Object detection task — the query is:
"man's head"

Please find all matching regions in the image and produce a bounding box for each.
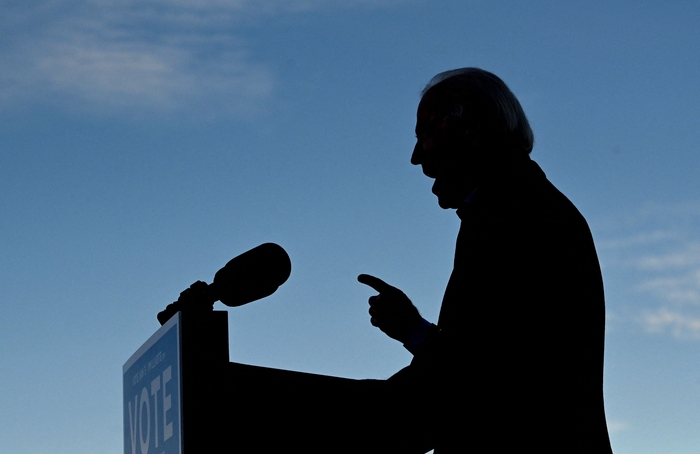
[411,68,534,209]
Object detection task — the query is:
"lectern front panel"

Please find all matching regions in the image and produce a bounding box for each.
[123,313,182,454]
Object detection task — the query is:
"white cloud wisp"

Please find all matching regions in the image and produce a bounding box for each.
[0,2,280,115]
[597,202,700,340]
[0,0,412,116]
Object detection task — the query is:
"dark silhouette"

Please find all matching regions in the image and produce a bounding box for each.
[144,70,614,454]
[358,68,614,453]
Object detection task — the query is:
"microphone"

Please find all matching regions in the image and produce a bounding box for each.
[157,243,292,324]
[212,242,292,307]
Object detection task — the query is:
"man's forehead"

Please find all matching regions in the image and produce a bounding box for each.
[415,96,449,133]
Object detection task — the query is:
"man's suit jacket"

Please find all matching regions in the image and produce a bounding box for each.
[213,159,613,454]
[391,159,614,453]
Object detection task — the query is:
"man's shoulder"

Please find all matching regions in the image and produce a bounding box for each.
[463,159,594,246]
[473,160,582,215]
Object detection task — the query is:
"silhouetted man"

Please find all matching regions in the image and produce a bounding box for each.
[359,68,614,453]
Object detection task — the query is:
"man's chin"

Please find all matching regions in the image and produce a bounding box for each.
[433,182,473,209]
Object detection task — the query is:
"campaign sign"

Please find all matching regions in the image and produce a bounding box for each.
[124,313,182,454]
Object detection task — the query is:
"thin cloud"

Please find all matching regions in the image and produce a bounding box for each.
[123,0,407,11]
[606,420,631,434]
[597,230,675,250]
[33,33,272,113]
[633,242,700,270]
[641,307,700,339]
[0,0,409,116]
[638,272,700,304]
[596,201,700,340]
[0,3,272,115]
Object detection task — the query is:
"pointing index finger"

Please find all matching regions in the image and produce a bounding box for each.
[357,274,391,293]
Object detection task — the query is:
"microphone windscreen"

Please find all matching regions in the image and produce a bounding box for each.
[212,243,292,307]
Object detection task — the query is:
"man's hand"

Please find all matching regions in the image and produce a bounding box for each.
[358,274,422,344]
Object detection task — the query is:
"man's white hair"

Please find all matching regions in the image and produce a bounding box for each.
[422,68,534,155]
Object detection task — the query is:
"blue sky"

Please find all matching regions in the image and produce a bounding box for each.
[1,1,700,452]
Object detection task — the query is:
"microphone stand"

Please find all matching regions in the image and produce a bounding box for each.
[157,280,218,325]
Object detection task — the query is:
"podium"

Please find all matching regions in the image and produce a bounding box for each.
[123,311,228,454]
[123,310,425,453]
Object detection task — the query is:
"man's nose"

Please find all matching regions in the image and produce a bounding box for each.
[411,142,423,165]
